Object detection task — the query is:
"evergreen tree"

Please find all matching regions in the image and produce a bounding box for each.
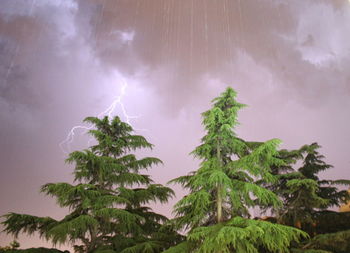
[2,116,180,253]
[269,143,350,233]
[299,143,349,210]
[165,87,306,253]
[262,144,350,252]
[294,229,350,253]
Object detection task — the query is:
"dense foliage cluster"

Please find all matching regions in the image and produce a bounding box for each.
[2,117,181,253]
[1,87,349,253]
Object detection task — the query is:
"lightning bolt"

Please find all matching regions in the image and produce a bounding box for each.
[59,75,140,154]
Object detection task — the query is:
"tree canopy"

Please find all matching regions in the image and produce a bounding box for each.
[166,87,307,253]
[2,116,180,253]
[2,87,349,253]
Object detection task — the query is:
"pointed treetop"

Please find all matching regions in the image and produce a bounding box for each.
[202,87,246,133]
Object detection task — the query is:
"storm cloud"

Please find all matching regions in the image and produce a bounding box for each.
[1,0,350,250]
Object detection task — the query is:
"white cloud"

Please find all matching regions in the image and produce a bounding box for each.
[110,30,135,45]
[295,1,350,66]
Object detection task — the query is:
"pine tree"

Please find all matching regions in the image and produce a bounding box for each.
[294,229,350,253]
[262,143,350,252]
[269,143,350,233]
[2,116,180,253]
[299,143,349,210]
[165,87,307,253]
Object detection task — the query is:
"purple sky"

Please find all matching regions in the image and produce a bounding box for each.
[1,0,350,250]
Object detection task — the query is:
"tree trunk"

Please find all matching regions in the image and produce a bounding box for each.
[216,136,223,253]
[216,139,223,224]
[217,185,223,223]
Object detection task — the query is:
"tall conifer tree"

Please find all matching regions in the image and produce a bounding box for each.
[2,116,180,253]
[165,87,306,253]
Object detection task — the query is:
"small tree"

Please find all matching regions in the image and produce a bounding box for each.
[270,143,350,233]
[2,116,180,252]
[165,87,306,253]
[9,240,20,250]
[262,143,350,253]
[0,240,20,252]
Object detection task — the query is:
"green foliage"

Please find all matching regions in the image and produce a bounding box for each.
[291,249,332,253]
[261,143,350,252]
[266,143,350,233]
[299,230,350,253]
[278,178,328,228]
[162,241,192,253]
[2,213,58,239]
[299,143,350,209]
[8,241,19,250]
[2,116,179,253]
[187,217,305,253]
[313,211,350,235]
[0,240,21,252]
[168,87,307,252]
[2,88,349,253]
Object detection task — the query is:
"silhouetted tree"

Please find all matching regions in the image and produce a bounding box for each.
[268,143,350,234]
[262,143,350,253]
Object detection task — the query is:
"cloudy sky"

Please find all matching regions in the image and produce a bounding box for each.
[1,0,350,250]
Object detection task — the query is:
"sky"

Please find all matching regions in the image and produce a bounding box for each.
[1,0,350,250]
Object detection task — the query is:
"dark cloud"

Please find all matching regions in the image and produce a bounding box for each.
[68,0,350,113]
[1,0,350,250]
